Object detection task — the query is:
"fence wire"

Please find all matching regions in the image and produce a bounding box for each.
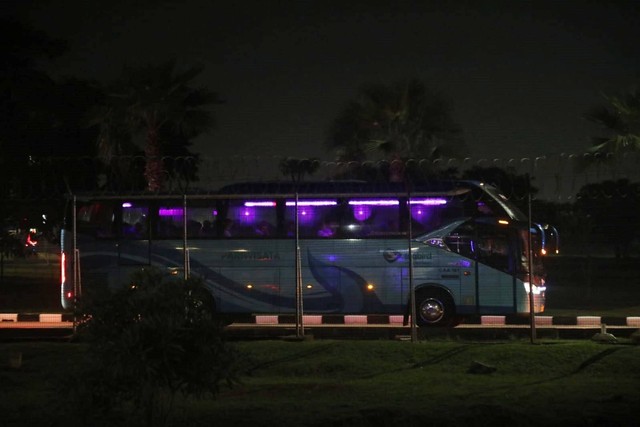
[2,152,640,201]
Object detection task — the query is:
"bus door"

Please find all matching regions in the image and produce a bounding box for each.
[442,222,476,313]
[444,220,519,314]
[474,221,519,314]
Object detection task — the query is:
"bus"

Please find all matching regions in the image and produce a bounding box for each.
[60,180,548,326]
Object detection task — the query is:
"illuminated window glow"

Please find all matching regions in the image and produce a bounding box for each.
[244,201,276,207]
[286,200,337,206]
[349,199,399,206]
[409,198,447,205]
[411,205,427,221]
[353,205,372,221]
[240,207,255,223]
[159,207,184,216]
[296,206,315,224]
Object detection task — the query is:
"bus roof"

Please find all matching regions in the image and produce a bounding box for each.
[216,180,480,197]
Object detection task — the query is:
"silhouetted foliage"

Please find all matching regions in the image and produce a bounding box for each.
[278,157,321,182]
[586,87,640,156]
[63,268,238,427]
[90,60,222,191]
[328,79,465,161]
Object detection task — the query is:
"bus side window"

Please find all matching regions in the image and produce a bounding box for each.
[284,199,339,238]
[78,202,116,239]
[121,203,149,239]
[476,225,512,273]
[444,223,475,258]
[156,206,183,239]
[227,200,276,238]
[188,207,217,238]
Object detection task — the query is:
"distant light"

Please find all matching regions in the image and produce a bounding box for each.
[306,284,313,289]
[122,202,132,208]
[366,283,375,291]
[498,219,509,225]
[246,284,253,289]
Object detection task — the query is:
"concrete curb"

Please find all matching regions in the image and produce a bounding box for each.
[0,313,75,323]
[250,314,640,327]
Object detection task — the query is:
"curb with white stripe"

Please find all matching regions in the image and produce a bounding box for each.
[2,313,639,327]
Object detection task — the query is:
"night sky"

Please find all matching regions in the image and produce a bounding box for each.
[7,0,640,163]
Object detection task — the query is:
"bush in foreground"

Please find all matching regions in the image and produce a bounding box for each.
[61,268,237,426]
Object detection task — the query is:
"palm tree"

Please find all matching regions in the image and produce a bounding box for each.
[327,79,466,181]
[93,60,221,191]
[278,157,321,183]
[586,88,640,157]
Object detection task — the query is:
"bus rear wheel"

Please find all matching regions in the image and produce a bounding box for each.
[187,289,216,321]
[415,290,455,327]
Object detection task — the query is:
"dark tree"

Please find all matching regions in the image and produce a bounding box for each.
[91,61,222,192]
[585,87,640,157]
[327,79,465,182]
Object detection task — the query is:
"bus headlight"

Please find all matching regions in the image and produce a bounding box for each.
[523,282,546,295]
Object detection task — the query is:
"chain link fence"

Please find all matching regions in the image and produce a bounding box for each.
[4,152,640,197]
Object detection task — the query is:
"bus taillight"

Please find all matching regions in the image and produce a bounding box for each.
[60,252,66,285]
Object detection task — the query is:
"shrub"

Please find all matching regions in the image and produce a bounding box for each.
[63,267,237,426]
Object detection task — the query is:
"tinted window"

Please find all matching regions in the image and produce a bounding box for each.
[122,203,149,239]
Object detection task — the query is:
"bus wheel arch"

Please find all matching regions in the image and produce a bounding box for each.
[188,288,217,319]
[413,285,456,327]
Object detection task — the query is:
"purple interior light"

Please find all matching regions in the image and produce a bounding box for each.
[159,207,183,217]
[122,202,132,208]
[239,207,255,223]
[353,205,371,221]
[285,205,315,224]
[286,200,337,206]
[410,198,447,206]
[297,206,315,224]
[411,205,429,221]
[349,199,399,206]
[244,201,276,207]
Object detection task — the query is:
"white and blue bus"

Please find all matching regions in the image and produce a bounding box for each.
[60,180,548,326]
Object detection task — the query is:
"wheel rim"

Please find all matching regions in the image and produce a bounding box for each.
[419,298,445,323]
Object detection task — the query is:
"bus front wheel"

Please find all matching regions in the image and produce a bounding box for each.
[415,289,455,327]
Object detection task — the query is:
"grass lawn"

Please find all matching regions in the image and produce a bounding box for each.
[1,339,639,426]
